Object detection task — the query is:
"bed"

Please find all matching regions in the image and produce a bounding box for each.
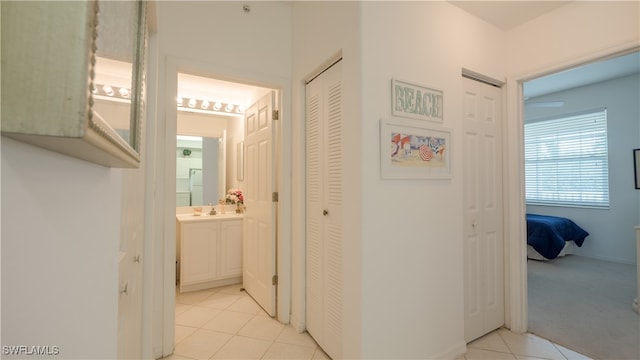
[526,213,589,260]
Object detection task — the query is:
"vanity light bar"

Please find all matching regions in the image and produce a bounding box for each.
[94,83,247,116]
[92,83,131,104]
[176,96,246,115]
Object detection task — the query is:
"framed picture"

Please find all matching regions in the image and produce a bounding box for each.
[380,117,452,179]
[634,149,640,189]
[391,79,443,123]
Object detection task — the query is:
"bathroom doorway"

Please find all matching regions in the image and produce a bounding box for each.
[164,63,282,347]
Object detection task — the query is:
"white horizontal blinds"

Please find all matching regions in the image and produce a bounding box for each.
[525,108,609,207]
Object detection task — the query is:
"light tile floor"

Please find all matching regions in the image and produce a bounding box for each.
[164,284,592,360]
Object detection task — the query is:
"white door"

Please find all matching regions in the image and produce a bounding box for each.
[462,76,504,342]
[117,168,145,358]
[243,91,277,316]
[306,60,343,359]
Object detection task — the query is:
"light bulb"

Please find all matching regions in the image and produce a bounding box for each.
[188,98,197,108]
[177,97,183,106]
[225,103,234,112]
[119,87,130,98]
[103,85,114,96]
[201,100,210,109]
[213,102,222,111]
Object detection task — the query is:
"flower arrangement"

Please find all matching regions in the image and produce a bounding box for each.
[225,189,244,204]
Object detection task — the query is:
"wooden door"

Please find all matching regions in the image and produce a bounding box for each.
[306,60,343,359]
[463,76,504,342]
[243,91,277,316]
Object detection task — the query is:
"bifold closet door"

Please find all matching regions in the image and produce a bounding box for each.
[306,60,343,359]
[462,76,504,342]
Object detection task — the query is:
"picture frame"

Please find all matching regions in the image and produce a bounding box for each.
[391,79,443,123]
[634,149,640,189]
[380,117,452,179]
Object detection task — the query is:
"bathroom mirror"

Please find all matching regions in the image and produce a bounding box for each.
[93,0,145,152]
[176,135,226,206]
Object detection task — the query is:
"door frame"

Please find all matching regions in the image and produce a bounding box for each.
[154,56,292,357]
[504,42,640,334]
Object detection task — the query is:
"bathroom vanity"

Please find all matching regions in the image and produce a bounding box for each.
[176,213,243,293]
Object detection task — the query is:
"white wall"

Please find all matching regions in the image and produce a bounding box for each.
[359,2,505,358]
[505,2,639,78]
[1,138,121,359]
[525,74,640,264]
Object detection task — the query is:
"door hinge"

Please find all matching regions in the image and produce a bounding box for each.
[272,109,279,120]
[272,192,278,202]
[272,275,278,285]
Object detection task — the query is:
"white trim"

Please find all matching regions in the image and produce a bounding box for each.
[461,68,505,87]
[505,41,640,335]
[141,24,161,360]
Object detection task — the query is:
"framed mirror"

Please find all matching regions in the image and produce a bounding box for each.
[1,0,147,168]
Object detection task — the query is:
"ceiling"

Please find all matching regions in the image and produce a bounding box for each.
[178,1,638,108]
[525,51,640,99]
[449,1,571,31]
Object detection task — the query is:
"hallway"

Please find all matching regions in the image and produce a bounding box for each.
[166,284,328,359]
[164,285,593,360]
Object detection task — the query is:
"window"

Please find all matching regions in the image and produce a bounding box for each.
[525,108,609,208]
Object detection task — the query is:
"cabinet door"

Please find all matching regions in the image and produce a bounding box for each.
[181,221,219,285]
[220,220,243,278]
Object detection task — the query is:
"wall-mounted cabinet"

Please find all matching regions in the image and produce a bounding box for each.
[1,0,147,168]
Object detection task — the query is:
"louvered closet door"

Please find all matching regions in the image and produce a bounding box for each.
[306,60,343,359]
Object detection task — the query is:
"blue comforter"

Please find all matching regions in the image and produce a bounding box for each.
[526,214,589,259]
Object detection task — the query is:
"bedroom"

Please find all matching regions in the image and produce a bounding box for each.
[523,51,639,360]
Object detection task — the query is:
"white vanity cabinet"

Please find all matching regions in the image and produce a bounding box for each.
[177,214,243,293]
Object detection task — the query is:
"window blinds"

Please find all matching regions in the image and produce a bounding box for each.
[525,108,609,207]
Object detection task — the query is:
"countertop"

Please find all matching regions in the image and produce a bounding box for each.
[176,212,244,223]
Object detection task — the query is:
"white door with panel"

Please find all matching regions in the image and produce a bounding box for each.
[306,60,343,359]
[462,76,504,342]
[243,91,277,316]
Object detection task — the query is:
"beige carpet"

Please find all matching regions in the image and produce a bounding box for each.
[528,255,639,360]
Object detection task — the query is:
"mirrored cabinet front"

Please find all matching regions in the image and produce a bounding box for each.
[1,0,147,168]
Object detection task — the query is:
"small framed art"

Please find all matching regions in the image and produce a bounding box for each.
[380,117,451,179]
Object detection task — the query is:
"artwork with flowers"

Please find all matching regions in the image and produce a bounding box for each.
[380,117,452,179]
[225,189,244,204]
